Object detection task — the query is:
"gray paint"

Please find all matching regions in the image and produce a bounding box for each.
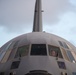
[0,32,76,75]
[33,0,43,32]
[0,0,76,75]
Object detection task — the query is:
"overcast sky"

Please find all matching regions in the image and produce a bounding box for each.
[0,0,76,47]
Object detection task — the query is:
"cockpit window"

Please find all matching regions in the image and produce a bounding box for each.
[57,61,66,69]
[15,45,29,58]
[72,72,76,75]
[30,44,47,55]
[66,50,75,63]
[11,61,20,69]
[71,52,76,62]
[61,48,70,61]
[58,41,69,49]
[48,45,63,58]
[0,41,14,63]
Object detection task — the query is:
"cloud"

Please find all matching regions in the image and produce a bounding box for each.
[0,0,76,32]
[0,0,35,32]
[43,0,76,24]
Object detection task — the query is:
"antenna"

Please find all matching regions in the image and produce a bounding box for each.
[33,0,43,32]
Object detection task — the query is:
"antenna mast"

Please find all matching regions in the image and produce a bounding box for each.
[33,0,43,32]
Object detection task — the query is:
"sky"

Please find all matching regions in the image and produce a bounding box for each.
[0,0,76,47]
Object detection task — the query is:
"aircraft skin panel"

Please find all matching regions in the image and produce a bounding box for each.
[0,55,76,75]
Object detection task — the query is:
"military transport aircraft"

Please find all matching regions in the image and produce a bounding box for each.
[0,0,76,75]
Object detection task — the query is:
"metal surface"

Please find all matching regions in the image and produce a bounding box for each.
[0,0,76,75]
[33,0,43,32]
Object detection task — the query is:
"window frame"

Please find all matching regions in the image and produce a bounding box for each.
[57,61,66,69]
[72,72,76,75]
[11,61,20,69]
[48,45,63,58]
[30,44,47,56]
[66,50,75,63]
[61,48,70,61]
[58,41,69,49]
[0,41,14,63]
[15,45,29,58]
